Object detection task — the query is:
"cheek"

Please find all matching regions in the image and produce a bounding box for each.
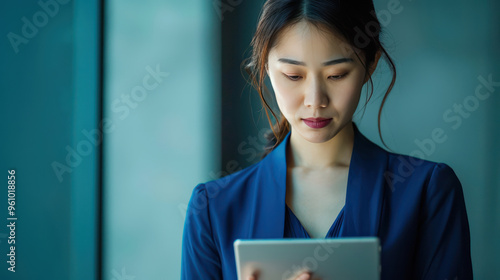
[273,80,302,117]
[333,79,363,114]
[275,90,300,117]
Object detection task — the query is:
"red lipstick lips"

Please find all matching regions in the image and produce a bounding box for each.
[302,118,332,129]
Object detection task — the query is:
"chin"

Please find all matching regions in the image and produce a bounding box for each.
[297,126,338,144]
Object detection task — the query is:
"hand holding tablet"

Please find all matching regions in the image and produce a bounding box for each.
[248,270,313,280]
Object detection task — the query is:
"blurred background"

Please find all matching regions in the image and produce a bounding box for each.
[0,0,498,279]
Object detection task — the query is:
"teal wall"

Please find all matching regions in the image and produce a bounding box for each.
[103,1,220,279]
[0,1,100,279]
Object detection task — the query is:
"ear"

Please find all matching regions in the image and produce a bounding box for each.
[363,50,382,84]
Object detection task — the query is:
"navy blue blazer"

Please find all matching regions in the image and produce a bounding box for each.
[181,123,473,279]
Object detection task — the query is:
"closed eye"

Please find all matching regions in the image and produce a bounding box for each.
[329,73,348,80]
[283,73,348,81]
[283,74,301,81]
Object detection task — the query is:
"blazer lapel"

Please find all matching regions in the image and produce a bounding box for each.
[342,123,388,237]
[248,128,288,238]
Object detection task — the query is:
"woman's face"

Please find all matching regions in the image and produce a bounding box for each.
[267,21,373,143]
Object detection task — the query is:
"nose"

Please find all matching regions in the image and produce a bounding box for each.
[303,76,329,109]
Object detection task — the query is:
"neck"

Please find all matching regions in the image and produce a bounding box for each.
[287,121,354,169]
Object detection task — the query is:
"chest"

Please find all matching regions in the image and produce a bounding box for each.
[285,167,349,238]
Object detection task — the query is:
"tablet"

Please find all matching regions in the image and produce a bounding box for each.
[233,237,381,280]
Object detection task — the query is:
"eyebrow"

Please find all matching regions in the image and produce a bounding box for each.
[277,57,354,66]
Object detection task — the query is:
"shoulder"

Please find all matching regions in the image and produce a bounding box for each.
[190,158,265,206]
[382,148,462,194]
[355,124,460,185]
[354,128,451,187]
[185,159,268,240]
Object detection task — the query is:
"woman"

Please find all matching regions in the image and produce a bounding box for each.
[181,0,473,279]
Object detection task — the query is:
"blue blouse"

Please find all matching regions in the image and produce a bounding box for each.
[284,204,345,238]
[181,122,473,279]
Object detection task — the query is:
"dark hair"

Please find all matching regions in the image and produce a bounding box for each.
[241,0,397,159]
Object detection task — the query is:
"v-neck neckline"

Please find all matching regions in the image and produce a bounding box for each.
[285,203,345,238]
[283,123,352,239]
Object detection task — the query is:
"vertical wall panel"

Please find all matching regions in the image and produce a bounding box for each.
[103,1,220,279]
[0,1,101,279]
[71,0,101,279]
